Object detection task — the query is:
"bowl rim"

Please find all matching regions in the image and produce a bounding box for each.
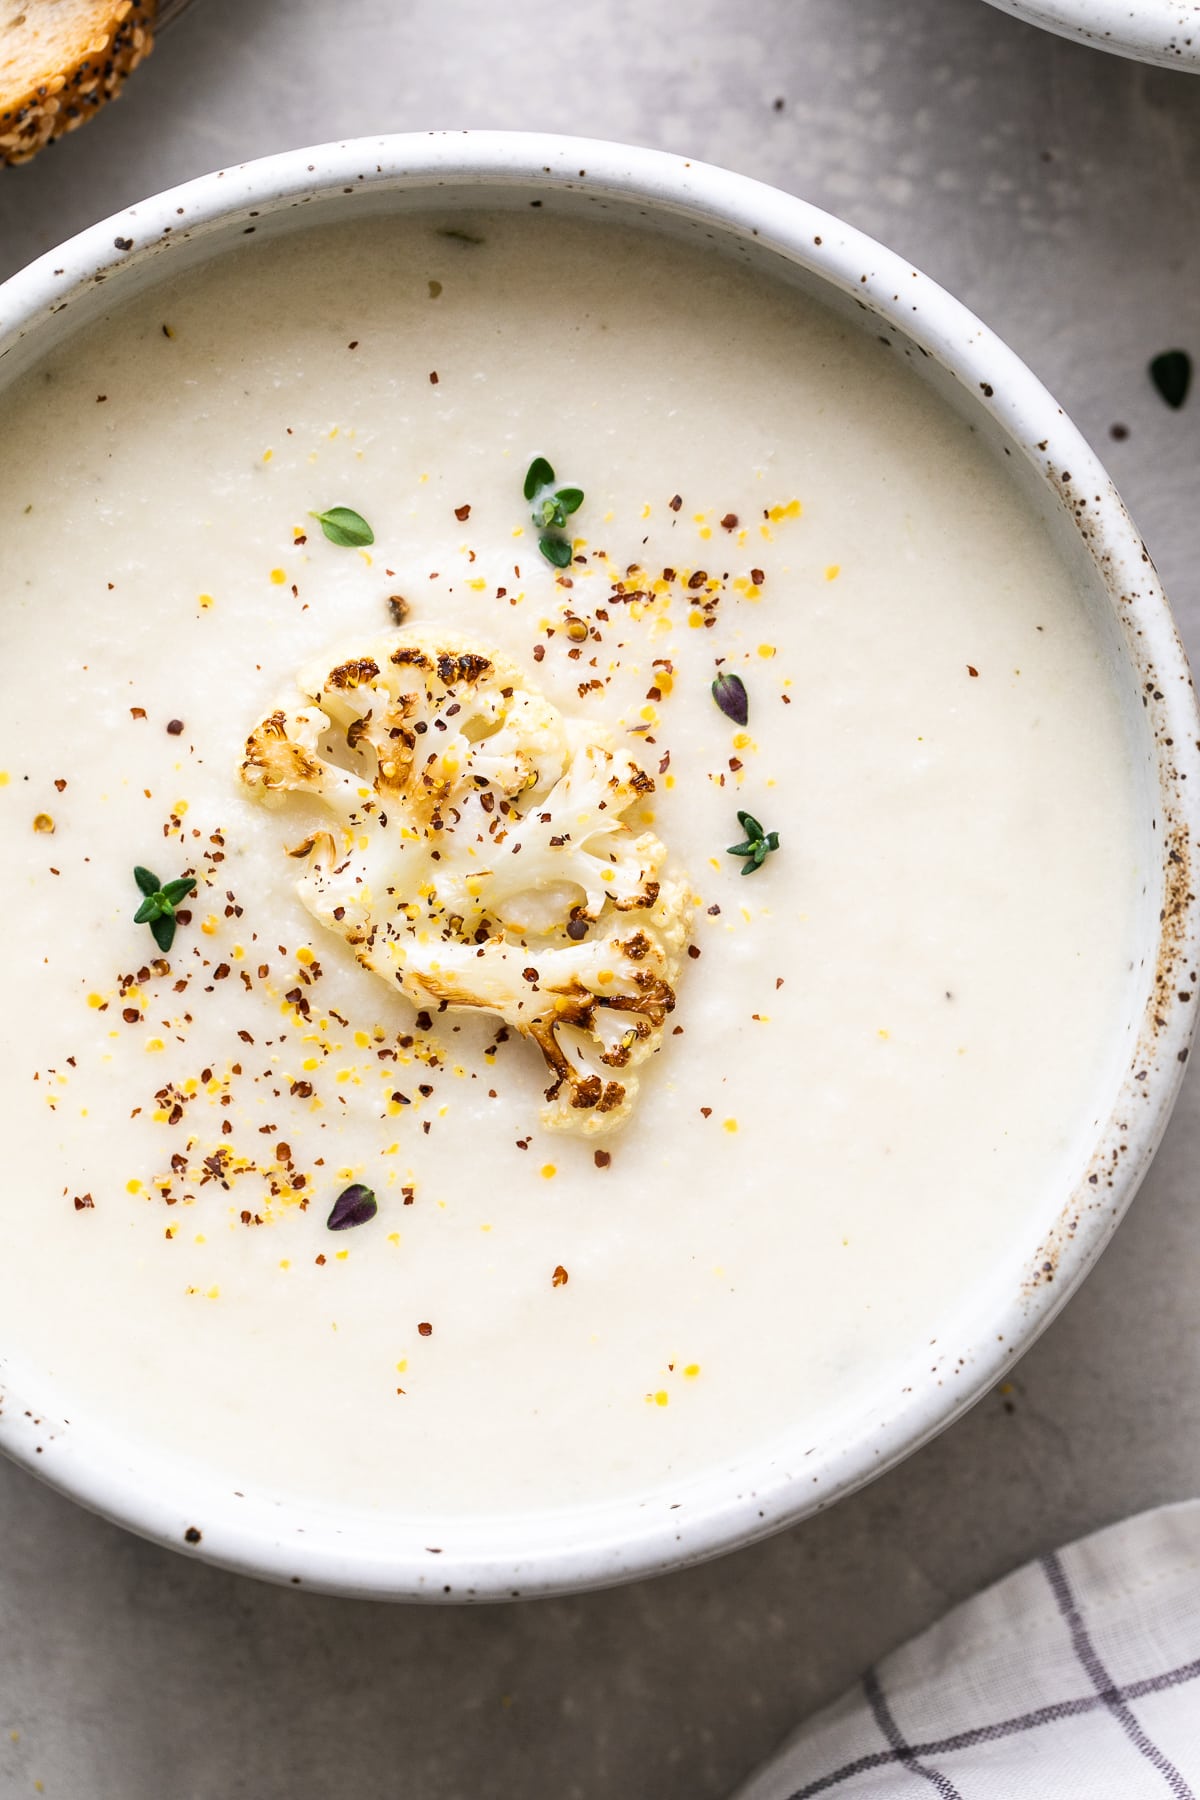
[981,0,1200,70]
[1,129,1197,1601]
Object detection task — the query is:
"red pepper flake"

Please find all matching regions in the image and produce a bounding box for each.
[668,495,683,513]
[707,903,721,916]
[700,1106,712,1118]
[122,1006,140,1023]
[418,1321,433,1337]
[53,778,67,792]
[275,1143,291,1162]
[454,504,471,522]
[348,340,359,350]
[687,945,701,960]
[402,1185,415,1205]
[552,1264,569,1287]
[687,570,708,590]
[967,665,979,678]
[720,513,738,531]
[532,643,545,662]
[129,707,146,720]
[750,567,765,585]
[73,1193,95,1210]
[315,1253,326,1265]
[594,1149,611,1169]
[776,977,785,989]
[429,371,439,385]
[166,719,184,736]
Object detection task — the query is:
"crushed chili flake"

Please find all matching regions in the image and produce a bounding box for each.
[418,1321,433,1336]
[73,1193,95,1210]
[454,504,471,522]
[594,1149,611,1169]
[552,1264,569,1287]
[166,719,184,736]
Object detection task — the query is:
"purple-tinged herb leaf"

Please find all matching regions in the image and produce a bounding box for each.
[711,669,749,726]
[327,1182,378,1231]
[1150,349,1192,411]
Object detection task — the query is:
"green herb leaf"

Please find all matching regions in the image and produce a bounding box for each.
[149,913,177,953]
[133,867,195,951]
[554,487,585,516]
[712,670,749,727]
[536,496,566,529]
[1150,349,1192,411]
[309,506,375,548]
[539,535,573,569]
[726,809,780,874]
[524,457,556,500]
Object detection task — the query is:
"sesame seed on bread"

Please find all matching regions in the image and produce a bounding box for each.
[0,0,157,166]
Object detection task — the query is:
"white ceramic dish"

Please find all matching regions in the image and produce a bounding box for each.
[0,132,1196,1601]
[983,0,1200,69]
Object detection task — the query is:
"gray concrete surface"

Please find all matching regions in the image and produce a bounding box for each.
[1,2,1199,1796]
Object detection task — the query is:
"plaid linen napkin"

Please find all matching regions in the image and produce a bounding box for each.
[732,1501,1200,1799]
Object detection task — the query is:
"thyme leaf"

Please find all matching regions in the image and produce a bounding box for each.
[1150,349,1192,411]
[309,506,375,548]
[524,456,556,500]
[725,810,780,875]
[711,670,749,726]
[327,1182,379,1230]
[539,534,573,569]
[524,458,583,565]
[131,868,196,952]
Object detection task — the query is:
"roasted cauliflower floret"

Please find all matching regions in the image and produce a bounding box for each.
[239,629,691,1135]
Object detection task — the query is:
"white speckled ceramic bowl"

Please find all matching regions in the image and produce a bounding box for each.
[0,133,1197,1601]
[983,0,1200,68]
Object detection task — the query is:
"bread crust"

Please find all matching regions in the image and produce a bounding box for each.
[0,1,158,166]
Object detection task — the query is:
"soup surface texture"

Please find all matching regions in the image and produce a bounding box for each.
[0,213,1141,1520]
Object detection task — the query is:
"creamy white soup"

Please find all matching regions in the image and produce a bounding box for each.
[0,212,1141,1519]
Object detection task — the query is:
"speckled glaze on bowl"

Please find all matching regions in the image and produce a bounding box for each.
[984,0,1200,68]
[0,132,1197,1602]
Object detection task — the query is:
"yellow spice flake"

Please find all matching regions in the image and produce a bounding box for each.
[723,1118,738,1133]
[655,1390,669,1407]
[32,812,54,833]
[198,593,214,609]
[541,1164,557,1180]
[825,563,841,581]
[684,1363,701,1378]
[269,569,286,585]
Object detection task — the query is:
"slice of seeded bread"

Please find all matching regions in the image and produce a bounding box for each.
[0,0,157,166]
